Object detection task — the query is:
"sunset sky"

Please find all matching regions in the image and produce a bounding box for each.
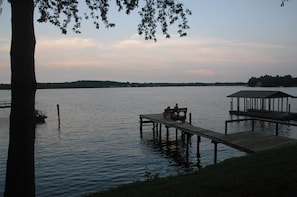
[0,0,296,83]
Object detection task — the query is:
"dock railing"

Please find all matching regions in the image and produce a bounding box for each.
[225,118,297,136]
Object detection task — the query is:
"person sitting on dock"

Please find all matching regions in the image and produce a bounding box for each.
[163,106,173,119]
[163,104,187,123]
[174,103,178,112]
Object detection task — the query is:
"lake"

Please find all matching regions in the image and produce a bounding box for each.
[1,86,297,196]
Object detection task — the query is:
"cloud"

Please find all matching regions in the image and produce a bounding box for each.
[34,35,287,69]
[37,37,97,49]
[2,34,295,83]
[185,69,216,76]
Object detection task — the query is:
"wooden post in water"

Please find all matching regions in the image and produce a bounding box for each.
[197,136,201,158]
[159,123,162,142]
[186,134,190,163]
[212,140,218,164]
[189,113,192,125]
[166,126,169,142]
[276,123,279,136]
[225,121,228,135]
[196,135,202,168]
[159,123,162,137]
[139,116,143,137]
[57,104,61,129]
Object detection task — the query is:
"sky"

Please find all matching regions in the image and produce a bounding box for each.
[0,0,297,83]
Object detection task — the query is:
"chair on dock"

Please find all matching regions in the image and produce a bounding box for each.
[163,104,187,123]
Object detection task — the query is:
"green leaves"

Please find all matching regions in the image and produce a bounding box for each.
[36,0,81,34]
[0,0,2,14]
[281,0,289,7]
[138,0,191,41]
[34,0,191,40]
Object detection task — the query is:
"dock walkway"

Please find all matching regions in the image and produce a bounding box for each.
[140,113,297,163]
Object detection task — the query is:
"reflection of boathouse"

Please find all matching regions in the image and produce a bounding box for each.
[227,90,297,121]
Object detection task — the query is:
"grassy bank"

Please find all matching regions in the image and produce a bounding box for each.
[85,143,297,196]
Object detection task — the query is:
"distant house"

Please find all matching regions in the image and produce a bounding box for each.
[227,90,297,120]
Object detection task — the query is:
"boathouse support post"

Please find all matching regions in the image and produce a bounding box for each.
[166,126,169,142]
[286,97,289,112]
[154,123,157,137]
[159,124,162,142]
[159,123,162,136]
[281,98,284,112]
[189,113,192,125]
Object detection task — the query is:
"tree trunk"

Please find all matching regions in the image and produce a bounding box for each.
[5,0,36,196]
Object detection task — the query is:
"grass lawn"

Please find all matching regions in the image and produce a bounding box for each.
[85,143,297,196]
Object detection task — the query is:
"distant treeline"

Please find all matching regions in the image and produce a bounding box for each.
[248,75,297,87]
[0,80,246,90]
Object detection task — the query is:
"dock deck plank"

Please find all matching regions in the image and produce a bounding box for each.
[140,113,297,153]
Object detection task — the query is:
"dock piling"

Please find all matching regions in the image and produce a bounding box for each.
[196,136,201,158]
[212,140,218,164]
[140,116,143,138]
[166,126,169,142]
[57,104,61,129]
[186,134,191,163]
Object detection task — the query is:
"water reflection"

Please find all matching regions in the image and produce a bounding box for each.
[142,125,202,171]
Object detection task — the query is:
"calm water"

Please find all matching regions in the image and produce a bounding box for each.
[1,86,297,196]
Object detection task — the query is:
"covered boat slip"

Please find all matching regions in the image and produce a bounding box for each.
[227,90,297,120]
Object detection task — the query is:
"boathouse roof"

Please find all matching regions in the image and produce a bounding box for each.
[227,90,294,99]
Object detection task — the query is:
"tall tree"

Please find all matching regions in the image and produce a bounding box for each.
[1,0,191,196]
[5,0,36,196]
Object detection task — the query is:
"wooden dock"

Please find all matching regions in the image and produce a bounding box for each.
[140,113,297,163]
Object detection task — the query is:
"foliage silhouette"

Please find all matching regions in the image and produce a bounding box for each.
[1,0,191,196]
[248,75,297,87]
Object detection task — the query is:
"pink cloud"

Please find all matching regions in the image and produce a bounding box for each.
[185,69,216,76]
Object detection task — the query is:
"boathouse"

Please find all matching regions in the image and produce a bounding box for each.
[227,90,297,120]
